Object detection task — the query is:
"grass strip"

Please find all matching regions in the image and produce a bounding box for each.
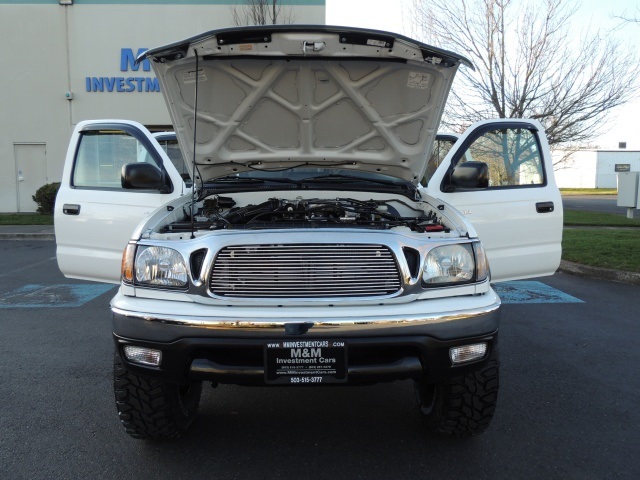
[0,214,53,225]
[562,229,640,272]
[560,188,617,195]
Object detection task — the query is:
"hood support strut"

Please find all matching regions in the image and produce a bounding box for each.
[190,49,200,240]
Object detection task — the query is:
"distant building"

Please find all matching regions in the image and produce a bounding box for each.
[0,0,326,212]
[553,149,640,189]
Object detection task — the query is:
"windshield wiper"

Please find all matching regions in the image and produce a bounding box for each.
[208,175,301,185]
[203,174,412,192]
[301,174,407,188]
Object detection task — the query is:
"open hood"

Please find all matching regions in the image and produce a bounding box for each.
[142,25,472,185]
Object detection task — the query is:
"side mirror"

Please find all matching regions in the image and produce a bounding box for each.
[121,163,167,191]
[450,161,489,190]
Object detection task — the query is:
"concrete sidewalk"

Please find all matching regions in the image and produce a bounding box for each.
[0,225,55,241]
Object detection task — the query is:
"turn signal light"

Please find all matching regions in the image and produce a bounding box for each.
[121,244,136,284]
[450,343,487,364]
[123,345,162,367]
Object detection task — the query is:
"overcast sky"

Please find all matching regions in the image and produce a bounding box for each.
[326,0,640,149]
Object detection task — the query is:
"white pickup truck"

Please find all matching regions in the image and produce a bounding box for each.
[55,25,562,439]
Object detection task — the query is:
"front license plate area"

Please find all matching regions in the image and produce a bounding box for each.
[265,340,347,385]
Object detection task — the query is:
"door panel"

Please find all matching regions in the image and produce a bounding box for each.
[55,121,185,284]
[427,119,563,282]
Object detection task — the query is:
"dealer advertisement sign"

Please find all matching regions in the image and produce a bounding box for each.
[265,340,347,384]
[85,48,160,93]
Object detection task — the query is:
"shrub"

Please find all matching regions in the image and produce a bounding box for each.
[32,182,61,215]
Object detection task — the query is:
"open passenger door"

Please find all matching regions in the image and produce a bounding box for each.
[426,119,563,283]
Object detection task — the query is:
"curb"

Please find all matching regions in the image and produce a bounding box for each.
[0,233,55,241]
[559,260,640,286]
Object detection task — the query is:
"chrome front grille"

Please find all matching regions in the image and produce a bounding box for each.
[210,244,402,298]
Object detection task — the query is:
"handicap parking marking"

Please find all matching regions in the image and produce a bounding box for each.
[494,281,583,304]
[0,284,115,309]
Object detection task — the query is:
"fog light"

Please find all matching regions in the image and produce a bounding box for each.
[450,343,487,364]
[124,346,162,366]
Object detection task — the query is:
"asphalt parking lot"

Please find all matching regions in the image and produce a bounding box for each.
[1,240,639,480]
[562,195,628,216]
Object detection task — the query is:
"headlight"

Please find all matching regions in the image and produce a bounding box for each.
[422,242,489,286]
[134,246,188,288]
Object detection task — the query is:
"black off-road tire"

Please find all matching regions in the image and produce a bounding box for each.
[415,347,499,437]
[114,351,202,440]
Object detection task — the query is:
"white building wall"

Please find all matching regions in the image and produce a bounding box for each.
[595,151,640,188]
[0,3,70,212]
[553,150,598,188]
[553,149,640,189]
[0,0,326,212]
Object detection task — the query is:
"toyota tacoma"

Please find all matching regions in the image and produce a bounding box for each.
[55,25,562,439]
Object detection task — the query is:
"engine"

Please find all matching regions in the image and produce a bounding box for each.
[161,196,448,234]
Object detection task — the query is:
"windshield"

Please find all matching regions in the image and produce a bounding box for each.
[155,136,192,187]
[422,136,457,186]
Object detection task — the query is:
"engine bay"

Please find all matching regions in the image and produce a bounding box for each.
[160,196,449,234]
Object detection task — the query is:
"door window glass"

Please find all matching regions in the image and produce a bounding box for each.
[73,130,159,188]
[458,128,544,187]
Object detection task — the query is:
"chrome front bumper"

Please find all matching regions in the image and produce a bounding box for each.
[112,290,501,385]
[111,289,501,342]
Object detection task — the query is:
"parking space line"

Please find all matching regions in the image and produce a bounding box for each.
[0,256,57,278]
